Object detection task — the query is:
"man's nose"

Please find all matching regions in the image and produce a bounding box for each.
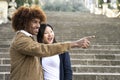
[37,23,40,28]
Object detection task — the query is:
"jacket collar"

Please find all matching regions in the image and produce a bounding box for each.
[17,30,33,37]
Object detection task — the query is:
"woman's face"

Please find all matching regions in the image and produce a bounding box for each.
[42,26,55,44]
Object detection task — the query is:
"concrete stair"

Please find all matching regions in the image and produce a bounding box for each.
[0,12,120,80]
[70,44,120,80]
[46,12,120,80]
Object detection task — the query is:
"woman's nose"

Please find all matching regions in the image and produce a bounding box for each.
[48,33,52,36]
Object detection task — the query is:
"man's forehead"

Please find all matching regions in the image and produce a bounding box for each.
[32,18,40,21]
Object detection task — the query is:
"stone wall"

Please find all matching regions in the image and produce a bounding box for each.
[0,1,8,24]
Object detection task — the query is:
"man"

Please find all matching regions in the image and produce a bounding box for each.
[9,5,94,80]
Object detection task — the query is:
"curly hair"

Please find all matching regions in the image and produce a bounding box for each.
[12,5,46,32]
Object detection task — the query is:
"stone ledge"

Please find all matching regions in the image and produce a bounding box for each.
[0,65,10,72]
[73,72,120,75]
[0,72,10,80]
[71,59,120,65]
[73,73,120,80]
[72,65,120,73]
[0,72,10,74]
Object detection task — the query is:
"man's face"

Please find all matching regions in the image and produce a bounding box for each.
[25,18,40,35]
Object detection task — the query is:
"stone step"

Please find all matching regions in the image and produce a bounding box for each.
[90,45,120,50]
[72,65,120,73]
[0,65,10,72]
[0,40,120,48]
[0,45,10,48]
[0,39,12,41]
[70,54,120,60]
[0,48,9,52]
[70,52,120,55]
[0,58,10,64]
[71,59,120,66]
[2,65,120,73]
[57,38,120,45]
[0,53,10,58]
[0,48,120,58]
[1,57,120,66]
[0,36,13,39]
[0,44,120,51]
[2,57,120,66]
[72,73,120,80]
[0,49,120,58]
[46,12,117,22]
[2,58,120,66]
[1,37,118,46]
[0,72,10,80]
[0,72,120,80]
[1,65,120,76]
[0,43,119,49]
[70,49,120,54]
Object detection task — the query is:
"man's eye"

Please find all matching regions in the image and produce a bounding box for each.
[33,21,36,23]
[32,20,37,23]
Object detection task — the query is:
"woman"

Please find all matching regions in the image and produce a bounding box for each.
[37,24,72,80]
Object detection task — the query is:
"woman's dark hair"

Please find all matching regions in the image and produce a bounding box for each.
[37,24,57,43]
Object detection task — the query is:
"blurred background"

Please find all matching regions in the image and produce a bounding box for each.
[0,0,120,80]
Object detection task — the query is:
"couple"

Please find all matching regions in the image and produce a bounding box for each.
[9,5,95,80]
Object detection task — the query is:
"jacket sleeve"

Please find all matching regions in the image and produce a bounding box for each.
[13,34,71,57]
[62,52,73,80]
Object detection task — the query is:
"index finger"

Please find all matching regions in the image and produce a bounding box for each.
[85,35,95,40]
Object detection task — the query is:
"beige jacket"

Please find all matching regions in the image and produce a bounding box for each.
[9,32,71,80]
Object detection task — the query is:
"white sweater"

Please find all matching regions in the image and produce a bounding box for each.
[42,55,60,80]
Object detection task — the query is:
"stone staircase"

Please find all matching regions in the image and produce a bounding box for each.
[70,46,120,80]
[46,12,120,80]
[0,22,12,80]
[0,12,120,80]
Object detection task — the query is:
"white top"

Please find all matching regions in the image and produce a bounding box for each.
[42,55,60,80]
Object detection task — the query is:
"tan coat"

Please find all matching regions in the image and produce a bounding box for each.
[9,32,71,80]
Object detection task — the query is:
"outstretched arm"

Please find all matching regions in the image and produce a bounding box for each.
[70,35,95,48]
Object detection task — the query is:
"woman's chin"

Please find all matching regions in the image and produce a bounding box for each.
[48,41,53,44]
